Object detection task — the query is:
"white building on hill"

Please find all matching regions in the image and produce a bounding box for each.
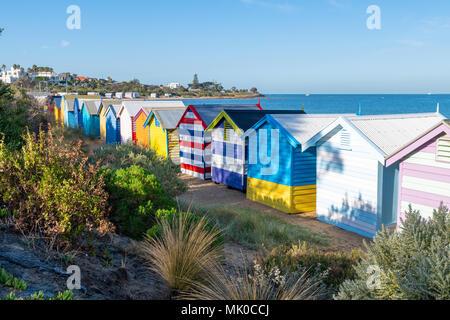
[0,66,23,84]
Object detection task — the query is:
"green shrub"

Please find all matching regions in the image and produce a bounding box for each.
[92,143,187,197]
[0,267,27,291]
[0,129,113,248]
[103,165,176,240]
[335,204,450,300]
[4,290,73,300]
[260,242,361,292]
[0,84,46,150]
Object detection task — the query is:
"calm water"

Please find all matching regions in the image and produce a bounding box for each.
[183,94,450,118]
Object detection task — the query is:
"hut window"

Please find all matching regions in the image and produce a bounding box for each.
[340,129,351,150]
[224,121,231,141]
[437,138,450,162]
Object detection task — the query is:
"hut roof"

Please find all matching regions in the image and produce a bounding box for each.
[345,113,445,156]
[181,104,262,128]
[81,100,102,115]
[144,108,186,129]
[120,100,185,118]
[207,109,306,134]
[244,113,353,149]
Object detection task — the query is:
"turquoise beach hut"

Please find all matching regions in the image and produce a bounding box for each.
[305,112,445,238]
[81,100,102,137]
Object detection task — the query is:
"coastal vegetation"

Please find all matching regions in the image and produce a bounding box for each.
[5,65,261,99]
[335,205,450,300]
[176,202,330,249]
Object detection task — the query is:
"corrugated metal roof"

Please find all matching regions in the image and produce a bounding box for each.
[224,109,306,132]
[106,104,121,118]
[82,100,102,115]
[121,100,185,117]
[154,108,186,129]
[271,114,354,145]
[192,104,261,126]
[66,98,75,111]
[346,113,446,156]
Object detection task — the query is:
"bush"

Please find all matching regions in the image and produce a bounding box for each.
[140,211,224,295]
[260,242,361,292]
[0,128,112,248]
[335,205,450,300]
[0,84,46,150]
[183,261,327,300]
[92,143,187,198]
[103,165,176,240]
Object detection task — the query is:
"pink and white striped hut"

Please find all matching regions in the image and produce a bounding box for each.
[386,119,450,226]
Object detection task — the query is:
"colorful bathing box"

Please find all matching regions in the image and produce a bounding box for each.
[118,101,185,144]
[206,109,306,191]
[306,112,445,238]
[385,119,450,227]
[243,114,351,214]
[176,104,262,180]
[143,108,186,164]
[105,104,122,144]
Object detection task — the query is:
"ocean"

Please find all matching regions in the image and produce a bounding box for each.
[183,94,450,118]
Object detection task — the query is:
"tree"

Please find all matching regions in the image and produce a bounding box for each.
[0,28,3,36]
[189,73,200,89]
[250,87,258,94]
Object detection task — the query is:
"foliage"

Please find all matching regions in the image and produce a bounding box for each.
[260,241,361,292]
[335,205,450,300]
[178,202,330,249]
[146,208,224,248]
[0,128,113,249]
[92,143,187,198]
[0,83,46,150]
[0,268,27,291]
[103,165,175,240]
[183,261,327,300]
[4,290,73,300]
[140,211,224,295]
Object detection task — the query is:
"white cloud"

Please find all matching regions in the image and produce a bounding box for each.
[61,40,70,48]
[240,0,295,12]
[398,40,425,47]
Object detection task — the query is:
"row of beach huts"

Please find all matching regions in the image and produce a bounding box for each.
[46,94,450,238]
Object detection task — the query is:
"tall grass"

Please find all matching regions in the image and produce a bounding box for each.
[140,211,224,294]
[182,262,327,300]
[177,201,331,249]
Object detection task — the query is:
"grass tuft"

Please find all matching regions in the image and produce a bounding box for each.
[140,210,224,295]
[182,261,327,300]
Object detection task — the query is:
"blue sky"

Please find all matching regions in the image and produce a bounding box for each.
[1,0,450,93]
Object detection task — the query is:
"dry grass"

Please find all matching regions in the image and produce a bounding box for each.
[182,261,327,300]
[140,211,224,294]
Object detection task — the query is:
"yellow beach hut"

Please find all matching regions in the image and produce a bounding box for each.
[143,108,186,164]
